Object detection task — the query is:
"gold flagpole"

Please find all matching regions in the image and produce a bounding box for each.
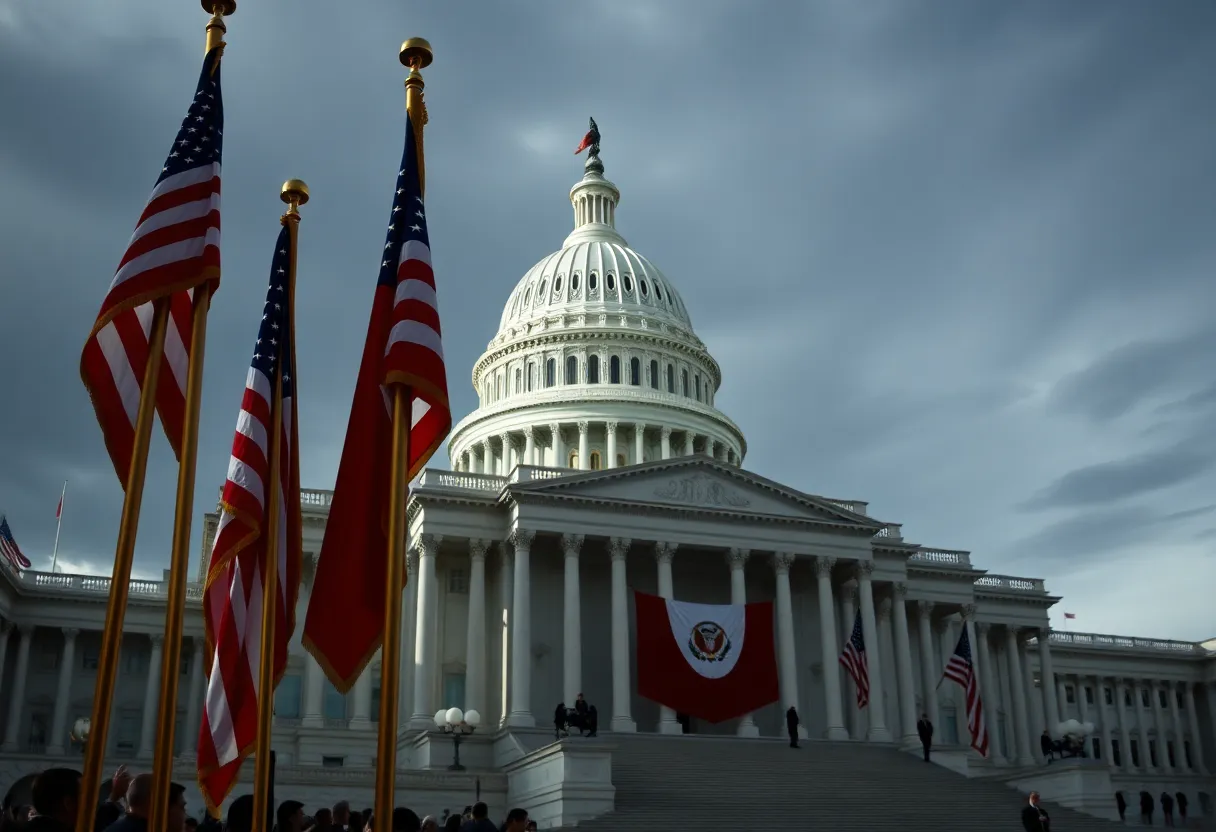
[252,180,308,832]
[147,5,234,828]
[373,37,432,828]
[75,297,170,832]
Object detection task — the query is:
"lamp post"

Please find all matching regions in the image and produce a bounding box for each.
[70,718,91,753]
[434,707,479,771]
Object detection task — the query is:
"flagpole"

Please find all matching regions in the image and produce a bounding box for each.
[251,180,307,832]
[146,6,232,830]
[74,298,171,832]
[373,37,431,828]
[50,480,66,573]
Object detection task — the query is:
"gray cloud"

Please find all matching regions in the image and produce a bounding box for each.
[1010,504,1216,565]
[1019,444,1214,511]
[2,0,1215,638]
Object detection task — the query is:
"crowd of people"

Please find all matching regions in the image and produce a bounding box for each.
[0,766,536,832]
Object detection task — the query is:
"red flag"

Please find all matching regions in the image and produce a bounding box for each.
[574,129,595,155]
[56,496,63,520]
[634,591,779,723]
[79,49,223,485]
[196,224,302,812]
[1063,612,1076,620]
[302,110,451,691]
[941,627,990,757]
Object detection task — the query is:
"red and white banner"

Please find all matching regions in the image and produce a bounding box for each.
[634,591,779,723]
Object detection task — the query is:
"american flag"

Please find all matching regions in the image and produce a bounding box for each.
[942,626,989,757]
[197,223,302,812]
[80,48,223,484]
[839,610,870,709]
[0,517,31,571]
[302,107,451,690]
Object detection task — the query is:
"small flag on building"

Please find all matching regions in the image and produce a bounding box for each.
[838,611,870,709]
[1063,612,1076,620]
[0,516,31,570]
[941,627,989,757]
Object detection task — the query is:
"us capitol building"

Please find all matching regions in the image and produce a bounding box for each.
[0,148,1212,826]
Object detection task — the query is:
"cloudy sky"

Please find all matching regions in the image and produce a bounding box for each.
[1,0,1213,641]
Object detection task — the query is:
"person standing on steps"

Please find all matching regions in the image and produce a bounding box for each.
[1021,792,1050,832]
[916,713,934,762]
[1139,791,1154,826]
[786,706,800,748]
[1175,792,1188,825]
[1160,791,1174,827]
[1115,791,1126,822]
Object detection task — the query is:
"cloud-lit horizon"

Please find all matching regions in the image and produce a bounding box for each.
[1,0,1213,641]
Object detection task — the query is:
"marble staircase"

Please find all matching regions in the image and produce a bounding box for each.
[551,733,1127,831]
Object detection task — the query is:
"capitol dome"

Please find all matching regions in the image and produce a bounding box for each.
[448,140,745,475]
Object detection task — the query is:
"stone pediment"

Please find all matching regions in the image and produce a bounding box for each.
[509,458,882,530]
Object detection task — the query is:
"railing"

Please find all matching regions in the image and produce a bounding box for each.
[824,499,869,516]
[908,548,973,568]
[874,523,903,540]
[8,568,204,601]
[974,574,1045,593]
[1031,631,1207,655]
[301,489,334,508]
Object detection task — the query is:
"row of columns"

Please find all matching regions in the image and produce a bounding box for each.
[455,420,736,475]
[0,624,206,759]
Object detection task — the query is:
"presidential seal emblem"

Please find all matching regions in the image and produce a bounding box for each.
[688,620,732,663]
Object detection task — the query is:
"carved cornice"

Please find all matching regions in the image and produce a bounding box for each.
[961,604,977,620]
[892,582,908,600]
[877,597,892,621]
[853,561,875,581]
[772,552,796,575]
[416,533,443,559]
[725,547,750,569]
[654,541,678,565]
[468,539,491,560]
[814,555,836,578]
[509,528,535,550]
[916,600,935,619]
[560,533,584,557]
[607,537,631,561]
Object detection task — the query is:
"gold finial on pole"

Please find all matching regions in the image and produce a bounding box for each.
[400,38,432,197]
[203,0,236,55]
[281,179,310,218]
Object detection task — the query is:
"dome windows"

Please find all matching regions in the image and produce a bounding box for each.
[589,272,598,291]
[630,357,641,386]
[655,284,664,301]
[568,449,579,468]
[694,373,701,401]
[572,272,582,293]
[639,279,649,298]
[523,287,532,306]
[587,354,600,384]
[590,451,603,470]
[666,364,675,393]
[623,274,634,294]
[606,273,616,292]
[649,360,659,389]
[609,355,621,384]
[682,369,689,397]
[554,274,564,294]
[545,358,556,387]
[539,278,548,298]
[565,356,577,384]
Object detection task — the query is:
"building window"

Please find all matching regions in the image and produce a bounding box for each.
[572,272,581,293]
[649,359,659,389]
[274,674,302,719]
[1104,687,1113,706]
[694,374,701,401]
[1167,741,1176,768]
[609,355,621,384]
[1112,739,1122,767]
[1091,737,1101,759]
[523,287,531,306]
[616,453,627,467]
[116,711,139,752]
[371,682,381,723]
[1158,689,1168,708]
[655,284,663,301]
[1184,741,1193,768]
[1130,740,1139,767]
[1141,689,1150,708]
[82,647,99,670]
[443,673,466,709]
[495,375,502,400]
[554,274,563,293]
[545,358,556,387]
[587,355,600,384]
[323,681,347,720]
[1149,743,1158,768]
[606,273,616,292]
[623,274,634,294]
[629,357,640,386]
[527,362,535,392]
[1065,685,1075,704]
[447,568,469,594]
[514,368,521,394]
[123,650,146,675]
[568,450,579,468]
[539,279,548,297]
[590,451,602,470]
[639,279,649,297]
[565,356,578,384]
[1176,690,1184,709]
[666,364,675,393]
[1124,690,1132,707]
[589,272,598,292]
[35,649,59,673]
[1084,686,1094,705]
[321,756,345,768]
[681,369,689,397]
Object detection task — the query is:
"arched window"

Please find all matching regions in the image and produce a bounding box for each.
[616,453,627,468]
[666,364,675,393]
[656,284,664,301]
[568,450,579,469]
[607,273,616,292]
[590,451,602,470]
[623,274,634,294]
[609,355,621,384]
[695,374,701,401]
[639,279,649,297]
[630,357,641,386]
[588,354,600,384]
[528,362,536,392]
[572,273,581,293]
[495,374,502,400]
[682,369,689,397]
[555,275,563,293]
[523,287,532,306]
[649,360,659,389]
[545,358,556,387]
[589,272,598,292]
[514,368,522,395]
[565,356,578,384]
[539,278,548,297]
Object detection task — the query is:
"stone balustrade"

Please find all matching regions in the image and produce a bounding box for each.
[974,574,1045,593]
[1,564,204,601]
[907,548,973,568]
[1031,630,1209,655]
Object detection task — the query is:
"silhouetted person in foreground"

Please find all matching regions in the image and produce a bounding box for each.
[458,802,494,832]
[27,769,80,832]
[1139,791,1154,826]
[786,706,799,748]
[1021,791,1050,832]
[1175,792,1188,824]
[917,713,934,762]
[1160,792,1174,827]
[1115,791,1126,822]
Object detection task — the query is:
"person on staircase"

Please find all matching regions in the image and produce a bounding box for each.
[785,706,800,748]
[552,703,568,740]
[1139,791,1154,826]
[1115,791,1126,822]
[916,713,934,762]
[1040,730,1056,763]
[1160,792,1174,827]
[1175,792,1188,825]
[1021,792,1050,832]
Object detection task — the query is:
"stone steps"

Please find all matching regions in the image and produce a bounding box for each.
[551,734,1127,831]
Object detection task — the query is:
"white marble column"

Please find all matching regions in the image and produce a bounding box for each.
[936,617,956,720]
[682,431,695,456]
[1056,679,1068,721]
[1092,676,1112,767]
[137,635,165,759]
[1151,681,1171,772]
[1075,675,1089,725]
[1133,680,1153,771]
[840,584,860,738]
[46,628,79,755]
[915,602,940,732]
[481,439,492,475]
[400,549,419,736]
[506,528,536,727]
[1168,681,1186,771]
[576,421,590,470]
[351,657,373,730]
[854,563,890,742]
[655,542,682,734]
[608,537,636,732]
[302,653,325,727]
[0,624,11,709]
[633,423,645,464]
[877,599,899,737]
[523,427,536,466]
[726,548,759,737]
[996,639,1016,761]
[1183,683,1207,773]
[1020,639,1045,744]
[660,427,672,460]
[549,423,563,469]
[497,545,514,727]
[1037,630,1061,731]
[705,438,716,459]
[606,421,618,468]
[814,557,848,740]
[409,533,442,729]
[463,539,489,718]
[1114,679,1133,770]
[1004,628,1034,765]
[889,585,918,748]
[181,640,205,757]
[772,553,804,738]
[974,623,1003,764]
[561,534,584,705]
[1,625,33,751]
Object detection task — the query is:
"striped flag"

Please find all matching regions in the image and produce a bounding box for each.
[942,626,989,757]
[80,48,223,484]
[302,107,451,691]
[839,610,870,709]
[0,517,31,571]
[197,224,302,812]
